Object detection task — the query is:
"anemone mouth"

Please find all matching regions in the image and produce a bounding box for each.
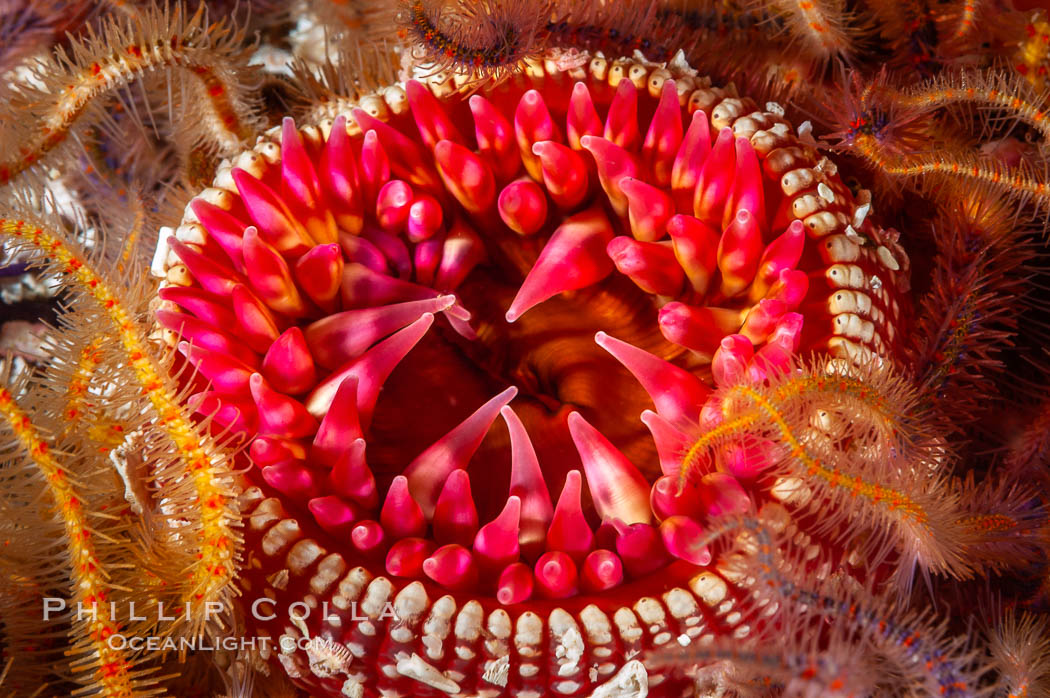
[156,50,911,693]
[367,266,667,525]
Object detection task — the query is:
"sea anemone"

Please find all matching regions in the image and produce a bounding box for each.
[2,1,1050,697]
[155,40,970,697]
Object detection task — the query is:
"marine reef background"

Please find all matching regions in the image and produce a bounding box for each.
[3,0,1050,695]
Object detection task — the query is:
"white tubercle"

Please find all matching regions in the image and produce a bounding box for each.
[590,660,649,698]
